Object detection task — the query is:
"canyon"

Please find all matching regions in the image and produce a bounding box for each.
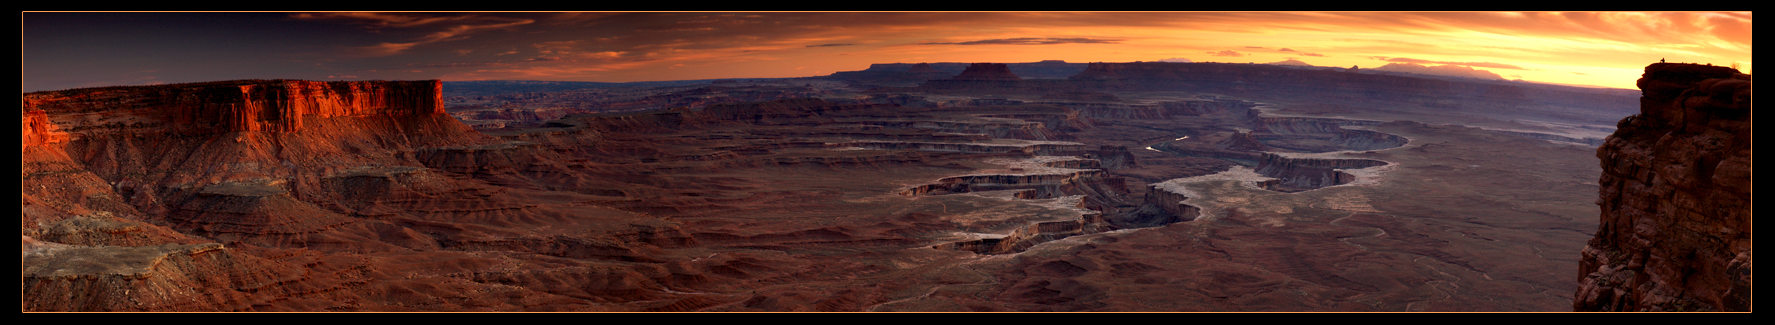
[21,60,1737,312]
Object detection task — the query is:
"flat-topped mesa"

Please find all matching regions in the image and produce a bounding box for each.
[947,63,1024,81]
[1252,153,1388,192]
[1575,63,1750,312]
[914,63,1077,94]
[841,61,1085,79]
[21,79,444,136]
[905,63,945,75]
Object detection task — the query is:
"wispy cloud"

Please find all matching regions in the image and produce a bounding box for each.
[806,43,855,47]
[1377,57,1526,70]
[294,13,535,57]
[919,37,1122,45]
[289,12,469,28]
[1210,50,1244,57]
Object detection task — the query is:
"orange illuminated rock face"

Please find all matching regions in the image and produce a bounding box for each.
[1575,63,1751,312]
[19,80,527,312]
[21,109,68,150]
[21,79,443,136]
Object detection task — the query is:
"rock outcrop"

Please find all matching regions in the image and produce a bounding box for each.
[1252,153,1389,192]
[23,79,446,136]
[909,63,1080,94]
[22,80,689,311]
[948,63,1023,81]
[821,61,1086,84]
[1575,63,1751,312]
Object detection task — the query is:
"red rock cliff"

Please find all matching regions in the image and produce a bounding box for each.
[1574,63,1751,312]
[21,79,444,136]
[21,79,485,240]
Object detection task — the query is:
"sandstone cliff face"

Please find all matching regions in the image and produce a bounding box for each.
[1575,63,1751,312]
[20,80,538,311]
[23,79,444,136]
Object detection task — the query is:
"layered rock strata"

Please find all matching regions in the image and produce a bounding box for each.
[23,80,698,311]
[1252,153,1389,193]
[23,79,444,136]
[1574,63,1751,312]
[932,214,1113,255]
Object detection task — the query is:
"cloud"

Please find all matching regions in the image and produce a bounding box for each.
[1383,57,1526,70]
[805,43,854,47]
[360,42,419,56]
[1245,46,1267,49]
[1300,53,1325,57]
[919,37,1122,45]
[289,12,469,28]
[1278,48,1296,52]
[1210,50,1244,57]
[406,62,508,68]
[1383,57,1436,64]
[299,13,536,57]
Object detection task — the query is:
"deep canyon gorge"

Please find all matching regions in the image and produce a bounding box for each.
[21,61,1748,312]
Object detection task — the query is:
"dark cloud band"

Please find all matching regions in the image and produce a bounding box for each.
[919,37,1121,45]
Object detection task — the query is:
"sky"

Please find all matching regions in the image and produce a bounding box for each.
[21,12,1753,92]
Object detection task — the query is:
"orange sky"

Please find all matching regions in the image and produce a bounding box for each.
[23,12,1752,91]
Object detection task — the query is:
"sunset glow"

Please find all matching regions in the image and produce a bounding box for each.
[23,12,1752,92]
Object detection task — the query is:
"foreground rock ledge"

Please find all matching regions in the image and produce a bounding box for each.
[1574,63,1751,312]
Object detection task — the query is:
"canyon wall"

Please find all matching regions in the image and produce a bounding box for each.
[1574,63,1751,312]
[20,79,513,311]
[23,79,444,136]
[1252,153,1389,192]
